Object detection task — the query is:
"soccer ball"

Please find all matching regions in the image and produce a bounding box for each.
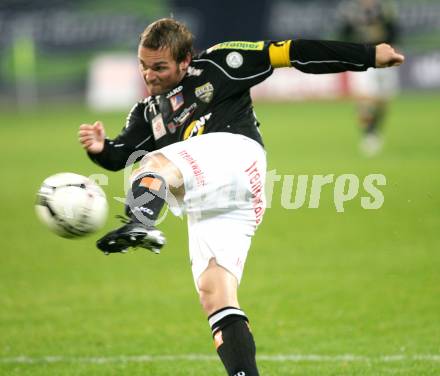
[35,172,108,238]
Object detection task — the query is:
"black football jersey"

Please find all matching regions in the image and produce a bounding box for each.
[91,41,274,170]
[89,39,375,171]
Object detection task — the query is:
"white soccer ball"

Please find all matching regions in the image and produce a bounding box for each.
[35,172,108,238]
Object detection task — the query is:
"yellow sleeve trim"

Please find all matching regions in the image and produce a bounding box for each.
[269,40,292,68]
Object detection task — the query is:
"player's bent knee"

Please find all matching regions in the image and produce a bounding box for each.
[198,288,219,315]
[132,153,166,179]
[197,260,240,315]
[199,288,239,316]
[130,153,184,196]
[197,275,220,314]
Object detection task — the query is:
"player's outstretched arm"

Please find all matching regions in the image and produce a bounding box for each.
[79,102,156,172]
[269,39,404,74]
[375,43,404,68]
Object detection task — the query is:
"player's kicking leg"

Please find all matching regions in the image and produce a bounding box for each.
[97,153,183,254]
[198,259,260,376]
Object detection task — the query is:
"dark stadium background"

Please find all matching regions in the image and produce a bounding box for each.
[1,0,439,104]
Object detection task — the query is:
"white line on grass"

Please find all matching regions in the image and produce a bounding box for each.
[1,354,440,364]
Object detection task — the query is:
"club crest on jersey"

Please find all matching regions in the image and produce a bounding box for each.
[195,82,214,103]
[226,52,243,68]
[169,92,184,111]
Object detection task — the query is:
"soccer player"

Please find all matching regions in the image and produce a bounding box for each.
[78,18,404,376]
[338,0,400,155]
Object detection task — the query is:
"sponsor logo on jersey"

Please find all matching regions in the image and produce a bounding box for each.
[183,113,212,140]
[187,66,203,77]
[226,52,243,68]
[207,41,264,53]
[173,103,198,125]
[169,92,184,111]
[195,82,214,103]
[166,85,183,99]
[151,113,166,140]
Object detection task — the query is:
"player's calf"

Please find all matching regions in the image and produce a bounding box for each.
[126,171,167,226]
[209,307,260,376]
[198,261,259,375]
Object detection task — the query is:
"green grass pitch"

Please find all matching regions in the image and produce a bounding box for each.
[1,93,439,375]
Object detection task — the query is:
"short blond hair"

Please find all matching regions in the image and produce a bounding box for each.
[139,18,194,63]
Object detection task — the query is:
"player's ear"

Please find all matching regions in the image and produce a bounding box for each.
[179,52,192,71]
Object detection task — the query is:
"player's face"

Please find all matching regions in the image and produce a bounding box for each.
[138,46,189,95]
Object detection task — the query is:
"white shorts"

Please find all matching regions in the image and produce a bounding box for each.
[158,132,267,287]
[346,67,399,99]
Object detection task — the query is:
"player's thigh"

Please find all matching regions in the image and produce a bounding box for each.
[155,133,266,291]
[188,216,253,290]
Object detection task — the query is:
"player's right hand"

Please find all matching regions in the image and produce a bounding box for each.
[78,121,106,154]
[375,43,405,68]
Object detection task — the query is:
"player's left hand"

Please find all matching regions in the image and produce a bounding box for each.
[375,43,405,68]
